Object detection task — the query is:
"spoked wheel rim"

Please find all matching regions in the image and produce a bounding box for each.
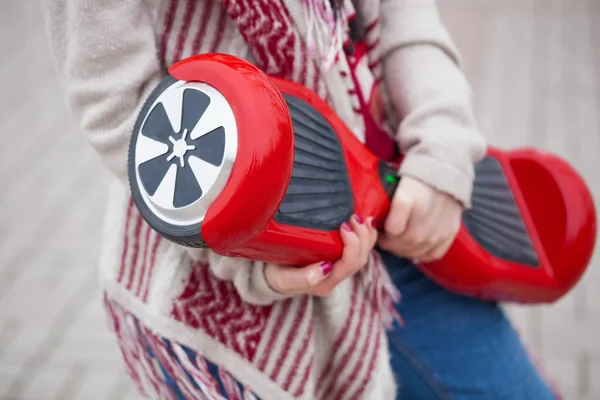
[131,78,238,228]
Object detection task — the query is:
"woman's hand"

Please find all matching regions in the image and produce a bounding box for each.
[378,176,463,263]
[265,214,378,297]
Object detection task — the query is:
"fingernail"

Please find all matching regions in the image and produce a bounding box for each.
[370,218,377,228]
[353,214,363,224]
[341,222,352,232]
[320,261,333,276]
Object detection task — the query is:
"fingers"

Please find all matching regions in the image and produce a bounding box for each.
[338,218,362,267]
[384,188,414,237]
[380,178,428,257]
[312,214,377,297]
[264,261,332,294]
[264,214,377,298]
[379,197,439,258]
[381,206,459,262]
[419,216,459,262]
[379,218,435,258]
[378,176,463,262]
[420,235,454,263]
[347,214,372,265]
[366,217,378,248]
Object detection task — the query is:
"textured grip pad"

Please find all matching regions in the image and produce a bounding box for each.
[274,95,354,231]
[462,157,539,267]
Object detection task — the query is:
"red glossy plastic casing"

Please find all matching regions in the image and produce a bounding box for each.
[170,54,393,266]
[420,147,597,303]
[169,53,597,304]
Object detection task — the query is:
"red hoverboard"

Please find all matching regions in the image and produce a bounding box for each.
[128,53,597,304]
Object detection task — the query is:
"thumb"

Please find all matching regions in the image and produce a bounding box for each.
[384,180,415,236]
[265,262,331,294]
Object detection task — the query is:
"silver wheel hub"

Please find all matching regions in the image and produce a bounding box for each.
[167,129,195,167]
[133,80,238,226]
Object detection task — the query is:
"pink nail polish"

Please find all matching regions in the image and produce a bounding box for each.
[370,218,377,228]
[354,214,363,224]
[320,261,333,276]
[341,222,352,232]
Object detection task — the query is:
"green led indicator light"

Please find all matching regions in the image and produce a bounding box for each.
[385,174,397,183]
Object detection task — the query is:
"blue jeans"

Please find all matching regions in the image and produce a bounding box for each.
[381,251,558,400]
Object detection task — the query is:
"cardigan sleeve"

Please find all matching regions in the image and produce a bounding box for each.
[40,0,164,186]
[41,0,294,306]
[379,0,487,208]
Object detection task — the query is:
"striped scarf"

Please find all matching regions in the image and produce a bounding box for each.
[107,0,401,398]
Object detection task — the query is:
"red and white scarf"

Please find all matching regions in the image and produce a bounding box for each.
[106,1,402,398]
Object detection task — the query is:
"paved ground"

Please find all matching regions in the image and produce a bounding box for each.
[0,1,598,399]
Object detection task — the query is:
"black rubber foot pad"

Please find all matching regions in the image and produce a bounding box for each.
[274,95,354,231]
[462,157,539,267]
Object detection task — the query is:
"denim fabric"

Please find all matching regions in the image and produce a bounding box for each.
[381,251,558,400]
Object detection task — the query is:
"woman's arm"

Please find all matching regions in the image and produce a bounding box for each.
[375,0,487,261]
[41,0,164,185]
[379,0,487,208]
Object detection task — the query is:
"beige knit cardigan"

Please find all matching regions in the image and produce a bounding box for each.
[41,0,486,398]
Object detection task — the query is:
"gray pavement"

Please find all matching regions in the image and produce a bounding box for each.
[0,1,599,399]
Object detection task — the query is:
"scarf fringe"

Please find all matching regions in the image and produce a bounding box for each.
[303,0,347,71]
[362,250,404,330]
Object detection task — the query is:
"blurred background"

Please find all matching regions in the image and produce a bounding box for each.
[0,0,598,399]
